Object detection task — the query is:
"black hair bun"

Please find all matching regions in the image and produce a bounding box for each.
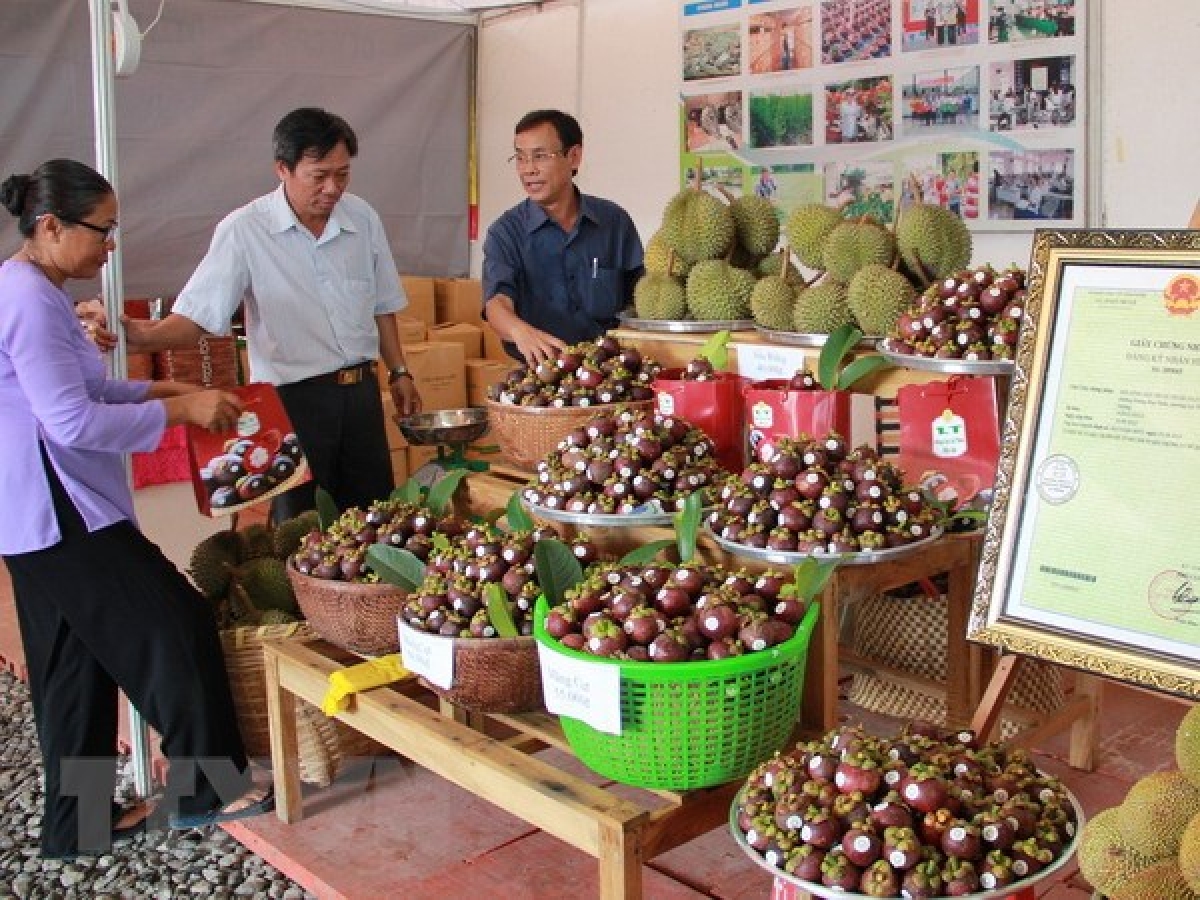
[0,174,32,217]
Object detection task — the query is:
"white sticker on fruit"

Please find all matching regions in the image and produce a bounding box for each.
[932,409,967,458]
[657,393,675,416]
[397,621,455,690]
[537,642,621,735]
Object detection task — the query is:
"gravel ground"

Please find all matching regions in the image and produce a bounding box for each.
[0,670,315,900]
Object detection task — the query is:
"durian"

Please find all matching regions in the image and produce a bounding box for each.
[1176,704,1200,786]
[784,204,843,270]
[1179,810,1200,893]
[187,529,241,602]
[685,260,755,321]
[729,194,781,257]
[1107,860,1196,900]
[235,523,275,562]
[258,608,300,626]
[634,273,688,321]
[272,510,320,561]
[895,203,972,284]
[822,221,896,282]
[1122,770,1200,860]
[750,275,798,331]
[644,230,691,278]
[1078,807,1157,896]
[847,264,917,336]
[661,189,735,264]
[757,252,805,285]
[793,279,853,334]
[231,557,299,615]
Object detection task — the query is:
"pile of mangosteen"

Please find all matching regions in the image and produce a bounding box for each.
[735,722,1077,896]
[521,407,727,515]
[488,334,662,407]
[541,561,807,661]
[709,432,941,555]
[882,264,1027,361]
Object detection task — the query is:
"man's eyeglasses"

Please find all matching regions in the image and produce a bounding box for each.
[507,150,565,168]
[61,217,118,241]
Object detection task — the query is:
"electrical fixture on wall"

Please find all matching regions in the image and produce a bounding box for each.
[111,0,167,77]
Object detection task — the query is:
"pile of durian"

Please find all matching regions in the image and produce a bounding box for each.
[1077,705,1200,899]
[634,180,973,340]
[187,513,318,628]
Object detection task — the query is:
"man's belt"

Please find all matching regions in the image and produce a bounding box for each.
[298,361,375,386]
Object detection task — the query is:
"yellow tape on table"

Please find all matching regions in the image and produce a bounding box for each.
[321,653,410,716]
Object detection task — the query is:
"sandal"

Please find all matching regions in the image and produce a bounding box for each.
[167,785,275,830]
[112,799,159,842]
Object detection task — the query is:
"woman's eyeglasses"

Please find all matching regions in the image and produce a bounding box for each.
[61,217,118,241]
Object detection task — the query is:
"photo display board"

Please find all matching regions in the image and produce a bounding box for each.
[678,0,1086,231]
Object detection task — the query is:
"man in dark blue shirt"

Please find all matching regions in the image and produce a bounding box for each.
[482,109,644,366]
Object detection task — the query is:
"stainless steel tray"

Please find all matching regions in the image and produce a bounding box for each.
[397,407,490,446]
[616,311,755,333]
[878,340,1015,376]
[706,526,943,566]
[729,784,1083,900]
[523,497,681,527]
[754,326,881,349]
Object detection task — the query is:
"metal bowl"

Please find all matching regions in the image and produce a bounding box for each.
[396,407,489,446]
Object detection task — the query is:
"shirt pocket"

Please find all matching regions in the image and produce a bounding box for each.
[579,266,623,321]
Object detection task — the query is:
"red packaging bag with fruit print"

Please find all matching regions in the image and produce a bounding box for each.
[185,383,310,516]
[652,370,746,472]
[897,376,1000,505]
[743,380,851,464]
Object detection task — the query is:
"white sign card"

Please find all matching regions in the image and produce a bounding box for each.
[536,643,623,735]
[734,344,810,381]
[397,620,455,690]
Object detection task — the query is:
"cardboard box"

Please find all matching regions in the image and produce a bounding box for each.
[389,448,409,487]
[465,358,514,406]
[381,393,406,450]
[395,315,426,345]
[434,278,483,325]
[407,444,440,472]
[400,275,437,327]
[481,322,512,361]
[428,322,482,360]
[403,341,467,411]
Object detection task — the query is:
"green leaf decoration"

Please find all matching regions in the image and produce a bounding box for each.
[817,324,862,391]
[365,544,426,592]
[673,492,703,564]
[431,532,452,554]
[533,538,584,608]
[391,477,423,505]
[836,354,892,391]
[697,330,731,371]
[505,491,535,533]
[483,583,519,638]
[315,487,339,532]
[425,469,469,517]
[782,558,839,601]
[618,539,676,566]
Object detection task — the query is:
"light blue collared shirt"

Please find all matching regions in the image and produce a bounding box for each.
[173,185,406,385]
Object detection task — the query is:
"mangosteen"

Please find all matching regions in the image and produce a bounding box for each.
[544,605,579,639]
[800,809,843,850]
[841,826,882,868]
[942,858,981,897]
[623,607,666,645]
[819,848,861,892]
[784,844,826,882]
[235,473,269,501]
[795,470,829,501]
[647,629,690,662]
[942,820,983,861]
[835,756,882,797]
[754,572,787,600]
[978,850,1016,890]
[900,859,944,899]
[858,858,901,897]
[696,602,740,641]
[209,485,239,508]
[208,454,247,486]
[788,369,817,390]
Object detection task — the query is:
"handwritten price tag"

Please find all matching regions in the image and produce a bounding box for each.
[735,344,810,381]
[536,644,622,735]
[397,621,455,690]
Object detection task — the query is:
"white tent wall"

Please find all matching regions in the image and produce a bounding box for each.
[0,0,473,297]
[472,0,1200,277]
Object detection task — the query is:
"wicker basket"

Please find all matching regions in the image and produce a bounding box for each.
[221,621,380,787]
[483,398,655,470]
[287,563,409,656]
[155,336,239,388]
[397,622,542,713]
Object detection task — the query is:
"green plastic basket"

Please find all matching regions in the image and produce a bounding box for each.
[533,598,819,791]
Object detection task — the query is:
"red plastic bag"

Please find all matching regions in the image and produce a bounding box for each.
[897,376,1000,505]
[653,371,745,472]
[186,383,310,516]
[743,381,852,463]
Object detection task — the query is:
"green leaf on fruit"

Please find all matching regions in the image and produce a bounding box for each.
[533,538,584,607]
[698,330,731,371]
[431,533,452,554]
[505,491,535,532]
[817,324,862,391]
[425,469,469,517]
[673,492,703,564]
[483,583,519,638]
[618,539,676,566]
[836,354,891,391]
[365,544,426,592]
[315,487,339,532]
[783,558,839,601]
[392,477,423,505]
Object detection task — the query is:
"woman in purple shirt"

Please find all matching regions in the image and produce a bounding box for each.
[0,160,272,859]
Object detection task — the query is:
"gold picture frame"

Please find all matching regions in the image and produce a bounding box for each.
[969,228,1200,699]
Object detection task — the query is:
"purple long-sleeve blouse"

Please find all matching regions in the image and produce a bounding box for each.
[0,260,166,554]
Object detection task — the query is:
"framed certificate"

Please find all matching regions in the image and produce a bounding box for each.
[969,229,1200,699]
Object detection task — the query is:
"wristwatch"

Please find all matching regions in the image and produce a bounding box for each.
[387,365,413,384]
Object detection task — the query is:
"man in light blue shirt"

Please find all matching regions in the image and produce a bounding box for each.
[482,109,643,366]
[125,108,419,519]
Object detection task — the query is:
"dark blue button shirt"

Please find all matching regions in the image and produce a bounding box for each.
[482,192,644,353]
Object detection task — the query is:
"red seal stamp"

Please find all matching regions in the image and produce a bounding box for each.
[1163,274,1200,316]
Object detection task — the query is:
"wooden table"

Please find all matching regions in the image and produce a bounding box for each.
[262,638,742,900]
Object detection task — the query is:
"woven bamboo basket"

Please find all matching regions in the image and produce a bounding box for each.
[287,562,408,656]
[220,621,380,787]
[154,336,239,388]
[398,622,542,713]
[483,398,655,470]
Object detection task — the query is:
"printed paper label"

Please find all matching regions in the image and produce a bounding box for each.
[536,644,622,734]
[398,621,455,690]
